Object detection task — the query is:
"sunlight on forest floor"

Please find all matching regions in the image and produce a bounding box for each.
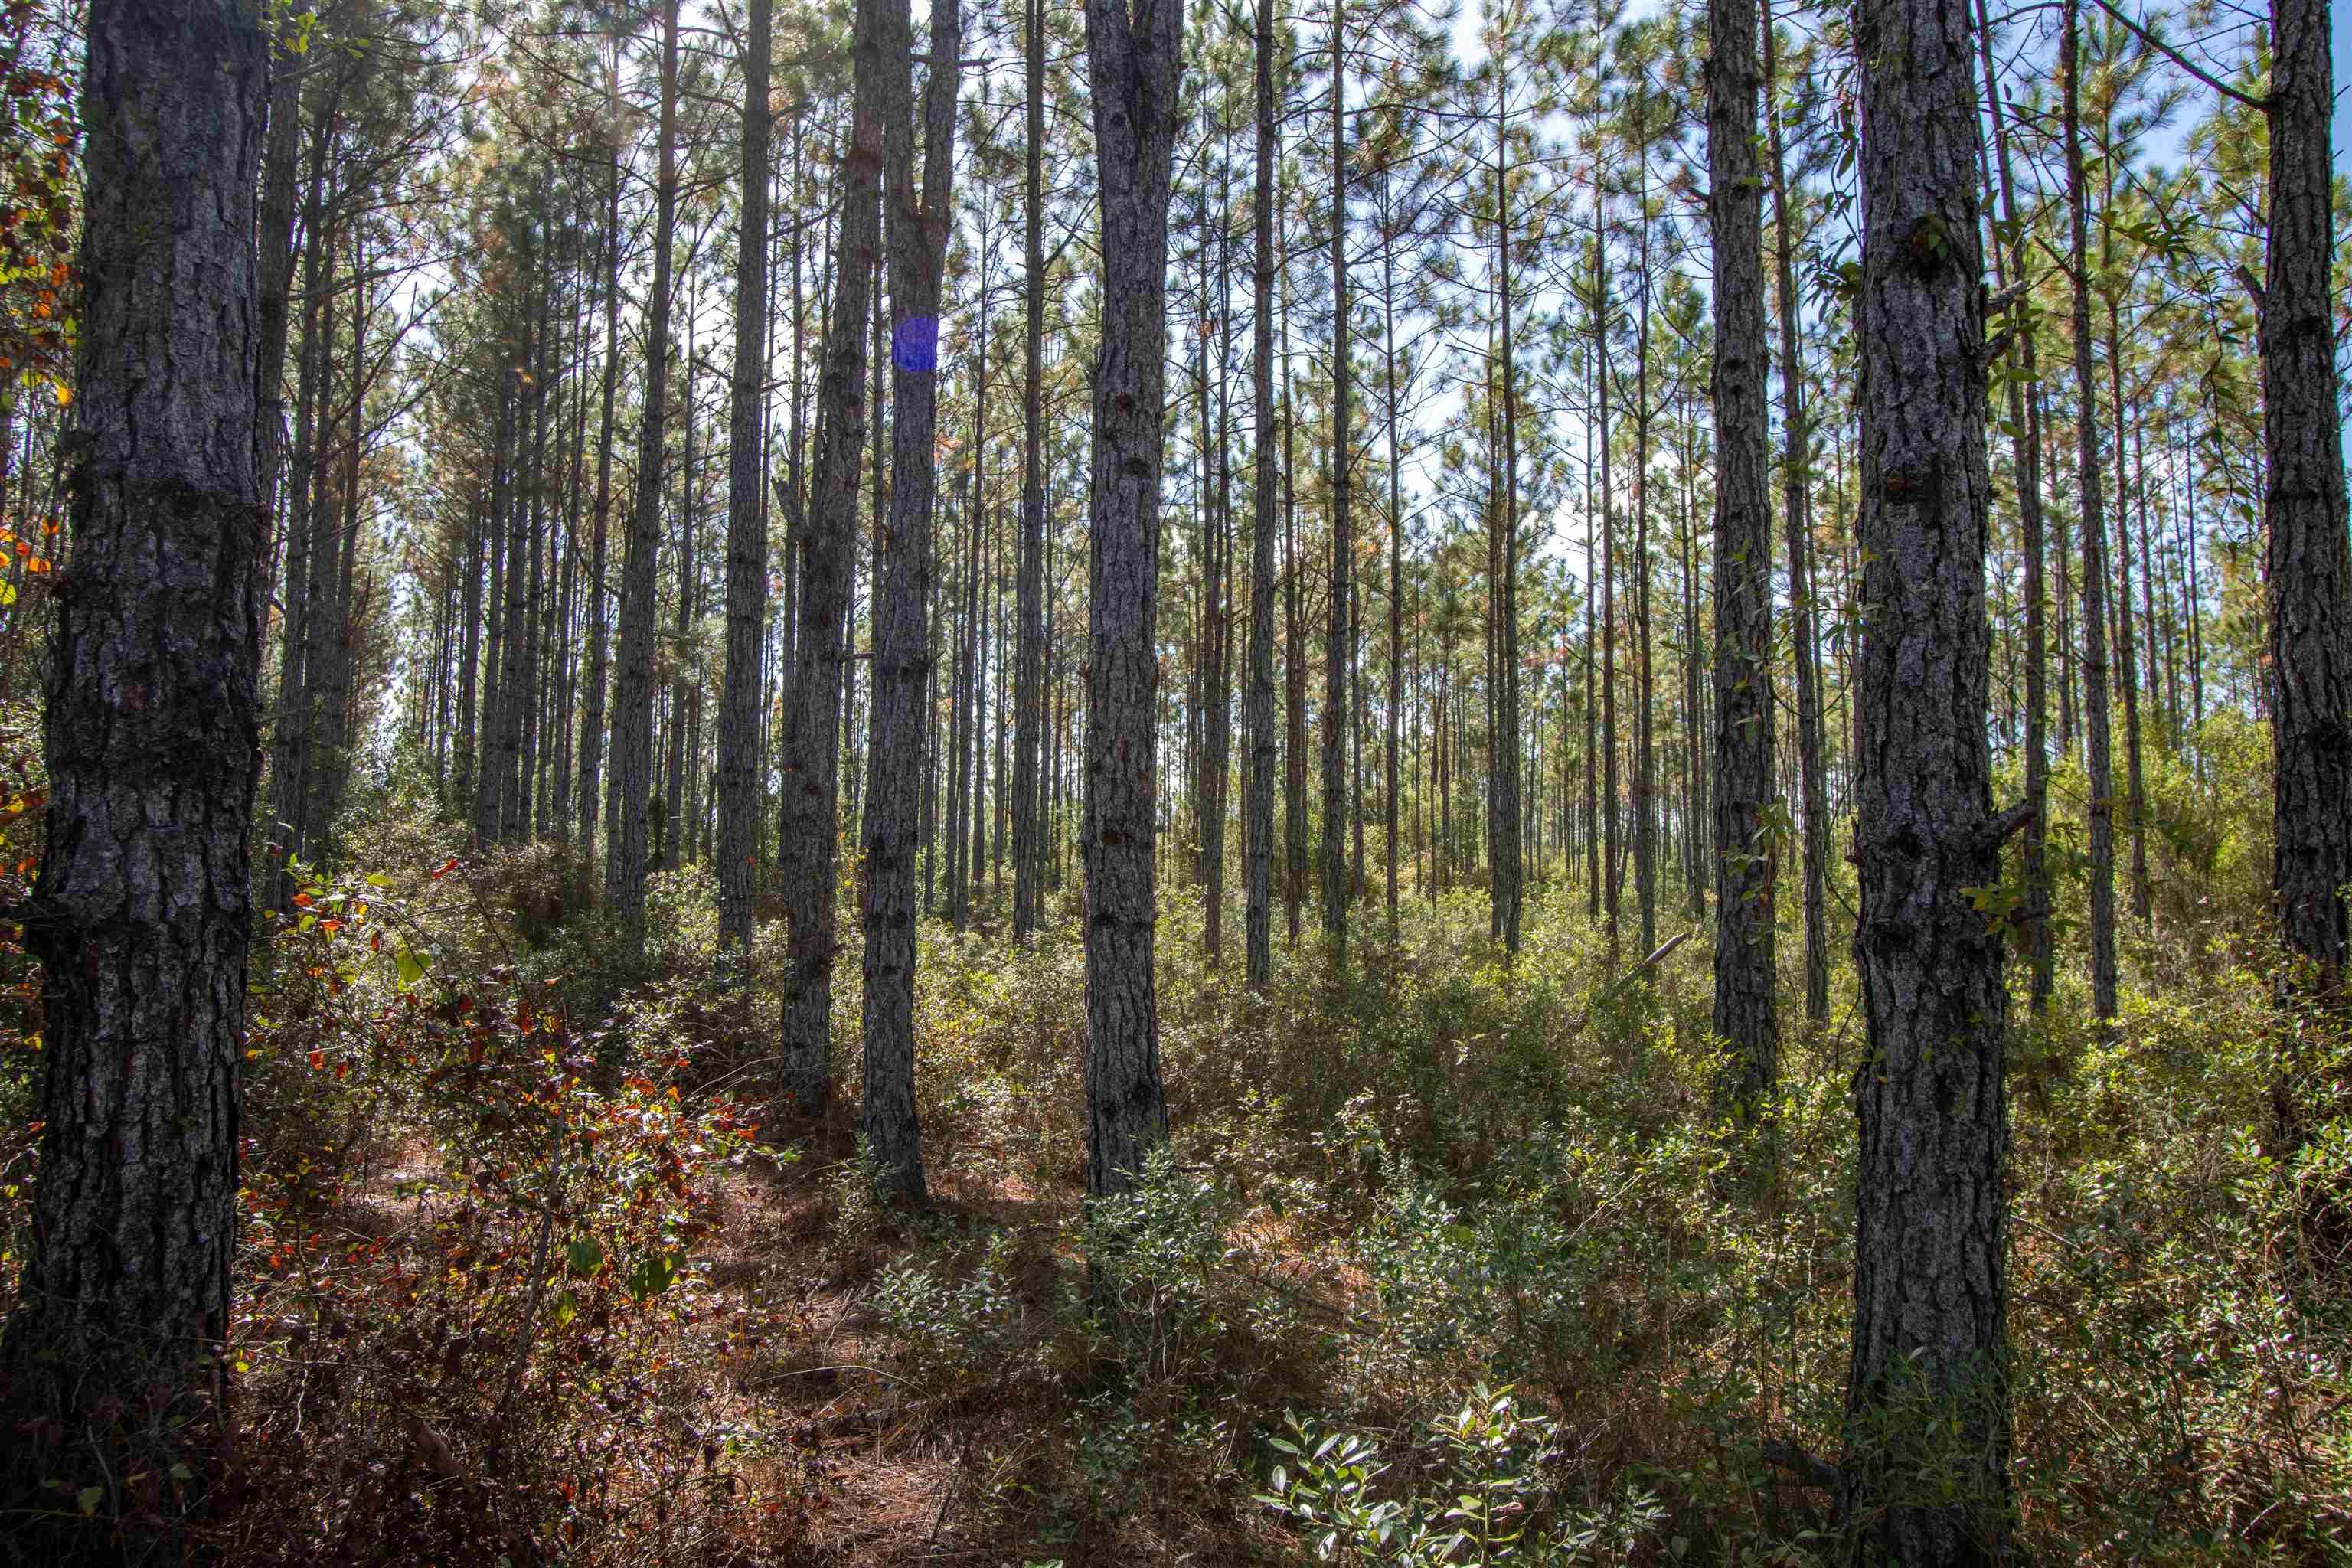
[6,779,2350,1563]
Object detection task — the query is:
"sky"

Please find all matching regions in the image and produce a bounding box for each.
[2337,0,2350,176]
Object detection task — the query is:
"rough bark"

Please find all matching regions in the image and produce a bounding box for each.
[513,268,553,844]
[253,41,302,907]
[1708,0,1779,1108]
[1594,189,1621,966]
[1630,198,1658,961]
[0,0,267,1531]
[1841,0,2011,1556]
[1491,71,1524,959]
[1382,211,1404,937]
[662,322,697,871]
[1012,0,1047,942]
[1282,290,1306,946]
[1321,11,1351,962]
[457,501,483,810]
[2063,0,2119,1028]
[2264,0,2352,1003]
[605,0,681,951]
[1975,0,2052,1013]
[1764,0,1829,1026]
[288,243,346,877]
[1677,425,1707,920]
[475,408,508,844]
[1201,207,1235,964]
[254,41,302,568]
[576,54,625,874]
[267,154,329,907]
[2105,293,2150,926]
[779,0,884,1112]
[863,0,961,1199]
[1583,350,1600,918]
[1243,0,1278,991]
[718,0,774,955]
[300,225,364,867]
[1082,0,1181,1197]
[495,278,536,844]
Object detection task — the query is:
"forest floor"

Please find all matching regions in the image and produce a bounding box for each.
[8,796,2352,1564]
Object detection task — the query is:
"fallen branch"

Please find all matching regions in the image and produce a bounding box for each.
[1589,930,1694,1017]
[1759,1438,1841,1491]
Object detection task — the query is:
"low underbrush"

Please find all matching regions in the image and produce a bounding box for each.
[5,807,2348,1562]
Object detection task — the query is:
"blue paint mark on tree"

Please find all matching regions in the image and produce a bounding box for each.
[893,315,939,374]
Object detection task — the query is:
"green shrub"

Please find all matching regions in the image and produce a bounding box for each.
[1258,1386,1668,1564]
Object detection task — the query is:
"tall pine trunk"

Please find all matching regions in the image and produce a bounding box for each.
[1593,191,1621,966]
[2263,0,2352,1004]
[1243,0,1278,989]
[1975,0,2052,1013]
[496,263,538,845]
[1841,0,2014,1553]
[1081,0,1181,1197]
[2063,0,2119,1028]
[1321,11,1351,963]
[606,0,682,949]
[718,0,774,953]
[1490,69,1523,958]
[1282,286,1306,946]
[1707,0,1779,1107]
[2264,0,2352,1168]
[0,0,267,1532]
[863,0,961,1197]
[576,49,624,874]
[1011,0,1048,941]
[779,0,884,1109]
[268,147,330,906]
[1764,0,1829,1025]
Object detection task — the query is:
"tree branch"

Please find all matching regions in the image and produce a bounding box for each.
[1975,799,2038,854]
[2084,0,2270,115]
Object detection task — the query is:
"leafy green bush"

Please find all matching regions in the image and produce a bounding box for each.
[1258,1386,1667,1564]
[1075,1146,1242,1380]
[870,1232,1028,1396]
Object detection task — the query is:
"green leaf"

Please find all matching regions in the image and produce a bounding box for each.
[626,1251,681,1300]
[365,871,393,887]
[396,948,428,987]
[77,1485,103,1516]
[566,1238,603,1276]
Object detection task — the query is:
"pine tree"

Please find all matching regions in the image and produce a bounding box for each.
[606,0,684,951]
[2262,0,2351,1008]
[2063,0,2120,1030]
[862,0,962,1200]
[1080,0,1182,1197]
[1841,0,2017,1553]
[717,0,775,956]
[779,0,886,1113]
[1707,0,1778,1106]
[1243,0,1281,991]
[0,0,269,1533]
